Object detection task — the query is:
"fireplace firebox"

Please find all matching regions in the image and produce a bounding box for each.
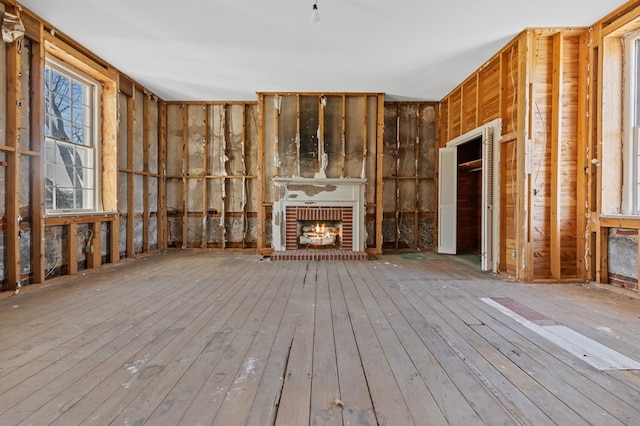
[297,220,342,249]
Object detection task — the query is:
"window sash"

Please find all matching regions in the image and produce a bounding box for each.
[44,60,99,212]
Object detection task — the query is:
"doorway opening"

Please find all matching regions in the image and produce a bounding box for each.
[438,119,500,272]
[456,136,483,264]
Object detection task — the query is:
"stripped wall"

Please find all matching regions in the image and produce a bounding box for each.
[165,102,259,249]
[383,103,437,250]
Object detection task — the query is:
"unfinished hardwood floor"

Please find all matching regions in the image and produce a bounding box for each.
[1,251,640,425]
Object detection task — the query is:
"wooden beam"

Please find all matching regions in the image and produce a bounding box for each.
[296,95,301,176]
[43,34,116,82]
[68,223,78,275]
[241,104,247,248]
[86,222,102,269]
[550,32,564,280]
[221,104,227,249]
[5,18,21,291]
[126,95,135,257]
[362,96,368,180]
[318,96,325,173]
[158,102,168,250]
[516,33,532,281]
[256,95,266,253]
[375,94,385,254]
[341,95,346,178]
[30,24,46,284]
[599,227,609,283]
[101,80,119,212]
[143,94,151,253]
[202,105,210,248]
[395,106,401,250]
[415,104,421,249]
[274,96,280,177]
[182,105,189,249]
[576,31,590,281]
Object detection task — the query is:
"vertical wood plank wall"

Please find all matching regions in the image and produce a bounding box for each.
[439,29,585,282]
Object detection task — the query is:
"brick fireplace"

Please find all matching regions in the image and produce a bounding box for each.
[271,177,367,260]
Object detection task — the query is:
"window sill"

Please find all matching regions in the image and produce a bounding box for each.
[599,215,640,229]
[43,212,118,226]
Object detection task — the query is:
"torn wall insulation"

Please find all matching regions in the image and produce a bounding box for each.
[118,218,127,256]
[101,222,109,260]
[345,97,365,178]
[365,96,378,201]
[166,105,184,177]
[134,89,145,171]
[608,229,638,287]
[1,12,25,43]
[323,96,343,178]
[227,105,244,176]
[134,174,144,253]
[279,96,297,177]
[149,177,159,212]
[44,226,64,279]
[263,98,276,202]
[118,93,128,168]
[300,96,319,178]
[188,104,205,176]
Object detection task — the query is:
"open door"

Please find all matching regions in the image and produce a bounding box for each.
[481,127,494,271]
[438,146,457,254]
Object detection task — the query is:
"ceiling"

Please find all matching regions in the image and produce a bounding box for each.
[17,0,629,102]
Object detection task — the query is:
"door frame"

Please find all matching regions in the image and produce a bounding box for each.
[438,119,501,272]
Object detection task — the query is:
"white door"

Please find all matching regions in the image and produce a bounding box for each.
[481,128,494,271]
[438,147,457,254]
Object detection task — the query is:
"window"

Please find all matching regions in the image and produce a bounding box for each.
[622,30,640,215]
[44,60,99,211]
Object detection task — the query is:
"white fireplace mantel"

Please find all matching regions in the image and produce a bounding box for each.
[272,177,367,251]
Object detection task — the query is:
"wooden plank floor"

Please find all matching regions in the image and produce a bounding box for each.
[2,251,640,425]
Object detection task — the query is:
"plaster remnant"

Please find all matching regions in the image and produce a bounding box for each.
[274,150,281,168]
[288,184,337,197]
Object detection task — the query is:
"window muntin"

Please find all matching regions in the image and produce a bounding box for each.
[44,61,99,211]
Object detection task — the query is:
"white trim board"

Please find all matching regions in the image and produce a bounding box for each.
[481,297,640,371]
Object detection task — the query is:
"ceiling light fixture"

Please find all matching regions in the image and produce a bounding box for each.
[311,1,320,23]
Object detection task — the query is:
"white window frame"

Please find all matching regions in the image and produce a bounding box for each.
[622,29,640,215]
[44,57,102,213]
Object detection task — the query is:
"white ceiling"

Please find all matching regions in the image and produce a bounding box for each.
[18,0,629,101]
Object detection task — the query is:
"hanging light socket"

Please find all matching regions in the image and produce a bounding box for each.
[311,1,320,23]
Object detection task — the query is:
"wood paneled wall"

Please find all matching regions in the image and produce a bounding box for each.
[439,28,587,282]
